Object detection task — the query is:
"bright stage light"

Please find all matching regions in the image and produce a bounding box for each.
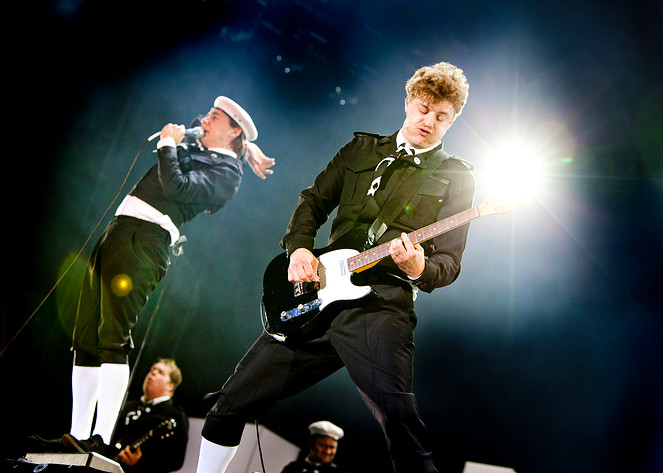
[481,138,545,201]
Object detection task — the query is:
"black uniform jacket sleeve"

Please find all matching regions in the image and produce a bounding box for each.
[157,145,242,212]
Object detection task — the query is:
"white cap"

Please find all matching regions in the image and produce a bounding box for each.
[308,421,344,440]
[213,96,258,142]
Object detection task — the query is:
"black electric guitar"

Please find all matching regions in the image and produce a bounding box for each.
[261,199,525,342]
[113,418,177,455]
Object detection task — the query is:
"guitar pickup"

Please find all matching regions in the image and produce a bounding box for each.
[293,281,320,297]
[280,299,322,322]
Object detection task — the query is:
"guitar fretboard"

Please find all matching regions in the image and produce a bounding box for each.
[346,206,480,273]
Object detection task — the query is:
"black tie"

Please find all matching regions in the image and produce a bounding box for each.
[366,146,411,197]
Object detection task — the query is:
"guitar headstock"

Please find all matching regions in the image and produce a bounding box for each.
[476,197,529,217]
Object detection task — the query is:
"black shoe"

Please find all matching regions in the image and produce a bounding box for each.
[61,434,109,456]
[26,435,66,453]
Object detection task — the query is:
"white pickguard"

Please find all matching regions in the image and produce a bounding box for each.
[317,249,373,311]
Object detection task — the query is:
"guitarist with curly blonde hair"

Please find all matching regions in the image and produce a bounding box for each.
[197,62,475,473]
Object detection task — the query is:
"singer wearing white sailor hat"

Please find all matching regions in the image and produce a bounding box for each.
[30,95,275,456]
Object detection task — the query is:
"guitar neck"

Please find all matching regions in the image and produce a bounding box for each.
[346,206,480,273]
[130,432,150,450]
[128,419,176,451]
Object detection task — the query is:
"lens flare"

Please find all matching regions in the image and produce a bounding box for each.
[111,274,133,297]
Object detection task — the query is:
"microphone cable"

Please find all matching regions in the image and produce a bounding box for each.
[0,135,151,360]
[255,419,267,473]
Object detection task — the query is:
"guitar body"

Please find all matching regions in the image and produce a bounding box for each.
[262,246,373,341]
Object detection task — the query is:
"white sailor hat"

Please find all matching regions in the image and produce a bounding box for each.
[308,421,344,440]
[213,96,258,142]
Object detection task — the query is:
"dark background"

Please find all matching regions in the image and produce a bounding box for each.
[2,1,662,472]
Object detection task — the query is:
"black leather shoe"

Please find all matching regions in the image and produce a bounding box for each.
[61,434,109,456]
[26,435,66,453]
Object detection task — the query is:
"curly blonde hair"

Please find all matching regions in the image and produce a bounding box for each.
[405,62,469,117]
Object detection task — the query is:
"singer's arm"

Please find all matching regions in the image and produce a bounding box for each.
[156,144,242,209]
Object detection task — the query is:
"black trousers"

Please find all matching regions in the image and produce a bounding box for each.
[202,284,438,473]
[72,216,170,366]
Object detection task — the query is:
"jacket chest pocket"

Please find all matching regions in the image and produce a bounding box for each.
[340,168,376,206]
[396,174,450,229]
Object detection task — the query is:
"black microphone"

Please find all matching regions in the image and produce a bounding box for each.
[184,127,204,138]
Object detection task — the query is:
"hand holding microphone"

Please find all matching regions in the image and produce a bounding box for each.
[148,125,204,142]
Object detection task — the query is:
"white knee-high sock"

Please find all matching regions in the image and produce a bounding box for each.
[91,363,129,444]
[70,366,101,440]
[196,438,239,473]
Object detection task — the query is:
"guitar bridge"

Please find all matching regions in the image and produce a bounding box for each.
[280,298,322,322]
[293,281,320,297]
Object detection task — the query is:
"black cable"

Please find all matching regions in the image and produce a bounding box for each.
[0,137,149,360]
[255,419,267,473]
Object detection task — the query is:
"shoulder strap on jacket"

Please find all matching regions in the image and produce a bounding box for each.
[365,148,448,247]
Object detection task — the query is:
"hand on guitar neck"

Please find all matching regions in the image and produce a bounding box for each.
[388,232,425,279]
[117,444,142,466]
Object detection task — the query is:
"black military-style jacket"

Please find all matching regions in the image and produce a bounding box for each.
[280,132,475,293]
[129,143,243,228]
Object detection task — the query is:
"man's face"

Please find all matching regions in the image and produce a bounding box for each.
[401,96,455,149]
[200,108,241,148]
[142,362,174,401]
[308,436,338,464]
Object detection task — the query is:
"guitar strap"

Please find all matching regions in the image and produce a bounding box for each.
[365,148,449,248]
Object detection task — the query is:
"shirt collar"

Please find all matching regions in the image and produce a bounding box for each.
[140,395,171,406]
[196,140,237,159]
[396,130,441,155]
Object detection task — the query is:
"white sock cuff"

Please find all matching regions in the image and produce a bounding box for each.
[100,362,130,377]
[196,438,239,473]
